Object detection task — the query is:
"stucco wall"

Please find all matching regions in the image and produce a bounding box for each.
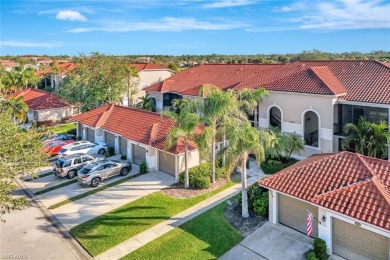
[147,92,164,111]
[258,91,337,156]
[177,150,201,173]
[36,107,75,122]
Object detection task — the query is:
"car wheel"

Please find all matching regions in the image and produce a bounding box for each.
[67,170,76,179]
[98,148,106,155]
[91,177,101,187]
[120,167,129,176]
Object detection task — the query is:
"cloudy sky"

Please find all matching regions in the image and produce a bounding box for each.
[1,0,389,55]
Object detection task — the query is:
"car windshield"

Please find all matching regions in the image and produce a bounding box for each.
[60,148,68,153]
[79,168,91,175]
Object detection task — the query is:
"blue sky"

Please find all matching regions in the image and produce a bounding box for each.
[1,0,389,55]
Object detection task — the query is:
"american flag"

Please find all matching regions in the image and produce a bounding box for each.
[307,213,313,237]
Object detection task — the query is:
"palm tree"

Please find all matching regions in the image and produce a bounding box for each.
[342,117,390,159]
[2,96,29,124]
[137,94,156,112]
[164,110,200,188]
[225,122,269,218]
[21,68,38,89]
[125,66,139,107]
[284,132,304,158]
[170,98,189,115]
[196,88,243,184]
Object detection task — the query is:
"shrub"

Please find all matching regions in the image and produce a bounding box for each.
[120,155,127,160]
[140,162,148,174]
[313,238,327,260]
[192,175,210,189]
[67,128,76,135]
[105,147,115,158]
[253,192,268,216]
[36,120,54,127]
[261,158,298,174]
[306,251,318,260]
[77,136,82,141]
[178,162,212,189]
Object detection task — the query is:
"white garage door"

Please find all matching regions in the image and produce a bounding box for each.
[158,151,175,176]
[333,218,389,260]
[105,132,116,149]
[278,193,318,237]
[132,144,146,165]
[87,128,95,142]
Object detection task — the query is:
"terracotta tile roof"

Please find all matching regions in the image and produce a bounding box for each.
[145,64,281,94]
[129,63,171,72]
[146,61,390,104]
[9,89,73,110]
[71,104,202,154]
[258,151,390,231]
[36,62,76,77]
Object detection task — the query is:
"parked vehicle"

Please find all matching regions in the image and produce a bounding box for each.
[77,159,132,187]
[44,139,75,156]
[45,134,76,143]
[53,154,104,179]
[58,141,107,157]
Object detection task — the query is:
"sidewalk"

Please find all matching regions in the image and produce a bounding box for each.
[96,160,267,260]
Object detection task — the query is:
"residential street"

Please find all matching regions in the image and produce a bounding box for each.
[0,189,78,260]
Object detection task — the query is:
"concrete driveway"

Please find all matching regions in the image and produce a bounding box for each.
[50,171,175,230]
[220,222,313,260]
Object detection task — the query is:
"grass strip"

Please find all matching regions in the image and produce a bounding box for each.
[122,199,242,260]
[35,179,78,195]
[48,173,143,210]
[48,122,76,134]
[24,171,53,182]
[70,181,235,256]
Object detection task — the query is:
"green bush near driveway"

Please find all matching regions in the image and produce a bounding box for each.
[70,182,235,256]
[178,162,227,189]
[122,200,242,260]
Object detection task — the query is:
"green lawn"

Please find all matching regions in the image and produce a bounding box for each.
[122,199,242,260]
[70,182,235,256]
[48,123,76,134]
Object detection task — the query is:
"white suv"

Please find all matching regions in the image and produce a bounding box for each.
[58,141,108,157]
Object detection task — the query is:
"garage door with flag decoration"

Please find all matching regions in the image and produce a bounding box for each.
[333,218,389,260]
[278,193,318,237]
[119,137,127,157]
[105,132,116,149]
[87,128,95,142]
[132,144,146,165]
[158,150,175,176]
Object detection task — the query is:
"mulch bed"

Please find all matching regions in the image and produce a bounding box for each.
[161,178,228,199]
[224,199,267,237]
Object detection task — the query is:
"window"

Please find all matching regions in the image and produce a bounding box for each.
[269,107,282,129]
[74,158,82,164]
[82,156,93,162]
[96,165,104,171]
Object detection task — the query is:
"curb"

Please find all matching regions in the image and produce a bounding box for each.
[15,177,93,260]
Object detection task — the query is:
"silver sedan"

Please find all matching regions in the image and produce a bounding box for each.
[77,159,132,187]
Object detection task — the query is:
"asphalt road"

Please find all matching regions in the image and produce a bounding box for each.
[0,189,79,260]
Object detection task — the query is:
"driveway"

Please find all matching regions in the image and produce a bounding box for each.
[50,171,176,230]
[220,222,313,260]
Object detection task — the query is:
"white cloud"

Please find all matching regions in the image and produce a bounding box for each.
[56,10,87,22]
[67,17,247,33]
[201,0,257,8]
[0,41,62,48]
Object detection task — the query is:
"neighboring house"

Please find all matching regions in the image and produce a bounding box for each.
[36,62,76,89]
[71,104,201,179]
[121,63,174,107]
[0,60,19,71]
[258,151,390,260]
[145,61,390,160]
[9,89,77,122]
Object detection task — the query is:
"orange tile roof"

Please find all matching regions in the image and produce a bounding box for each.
[71,104,202,154]
[9,89,73,110]
[35,62,76,77]
[258,152,390,231]
[129,63,171,72]
[146,60,390,104]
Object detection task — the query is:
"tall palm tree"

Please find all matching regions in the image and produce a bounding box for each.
[225,122,269,218]
[342,117,390,159]
[21,68,38,89]
[164,110,200,188]
[137,94,156,112]
[125,66,139,107]
[2,96,29,124]
[170,98,189,115]
[196,88,243,184]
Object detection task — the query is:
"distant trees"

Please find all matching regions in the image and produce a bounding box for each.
[0,96,29,124]
[0,66,38,95]
[58,53,133,112]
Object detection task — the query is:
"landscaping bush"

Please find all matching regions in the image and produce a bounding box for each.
[245,184,269,217]
[140,162,148,174]
[120,155,127,160]
[67,128,76,135]
[306,251,318,260]
[179,162,211,189]
[313,238,327,260]
[261,157,298,174]
[192,175,210,189]
[105,147,115,158]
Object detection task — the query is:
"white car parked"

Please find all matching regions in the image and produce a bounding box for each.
[58,141,108,157]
